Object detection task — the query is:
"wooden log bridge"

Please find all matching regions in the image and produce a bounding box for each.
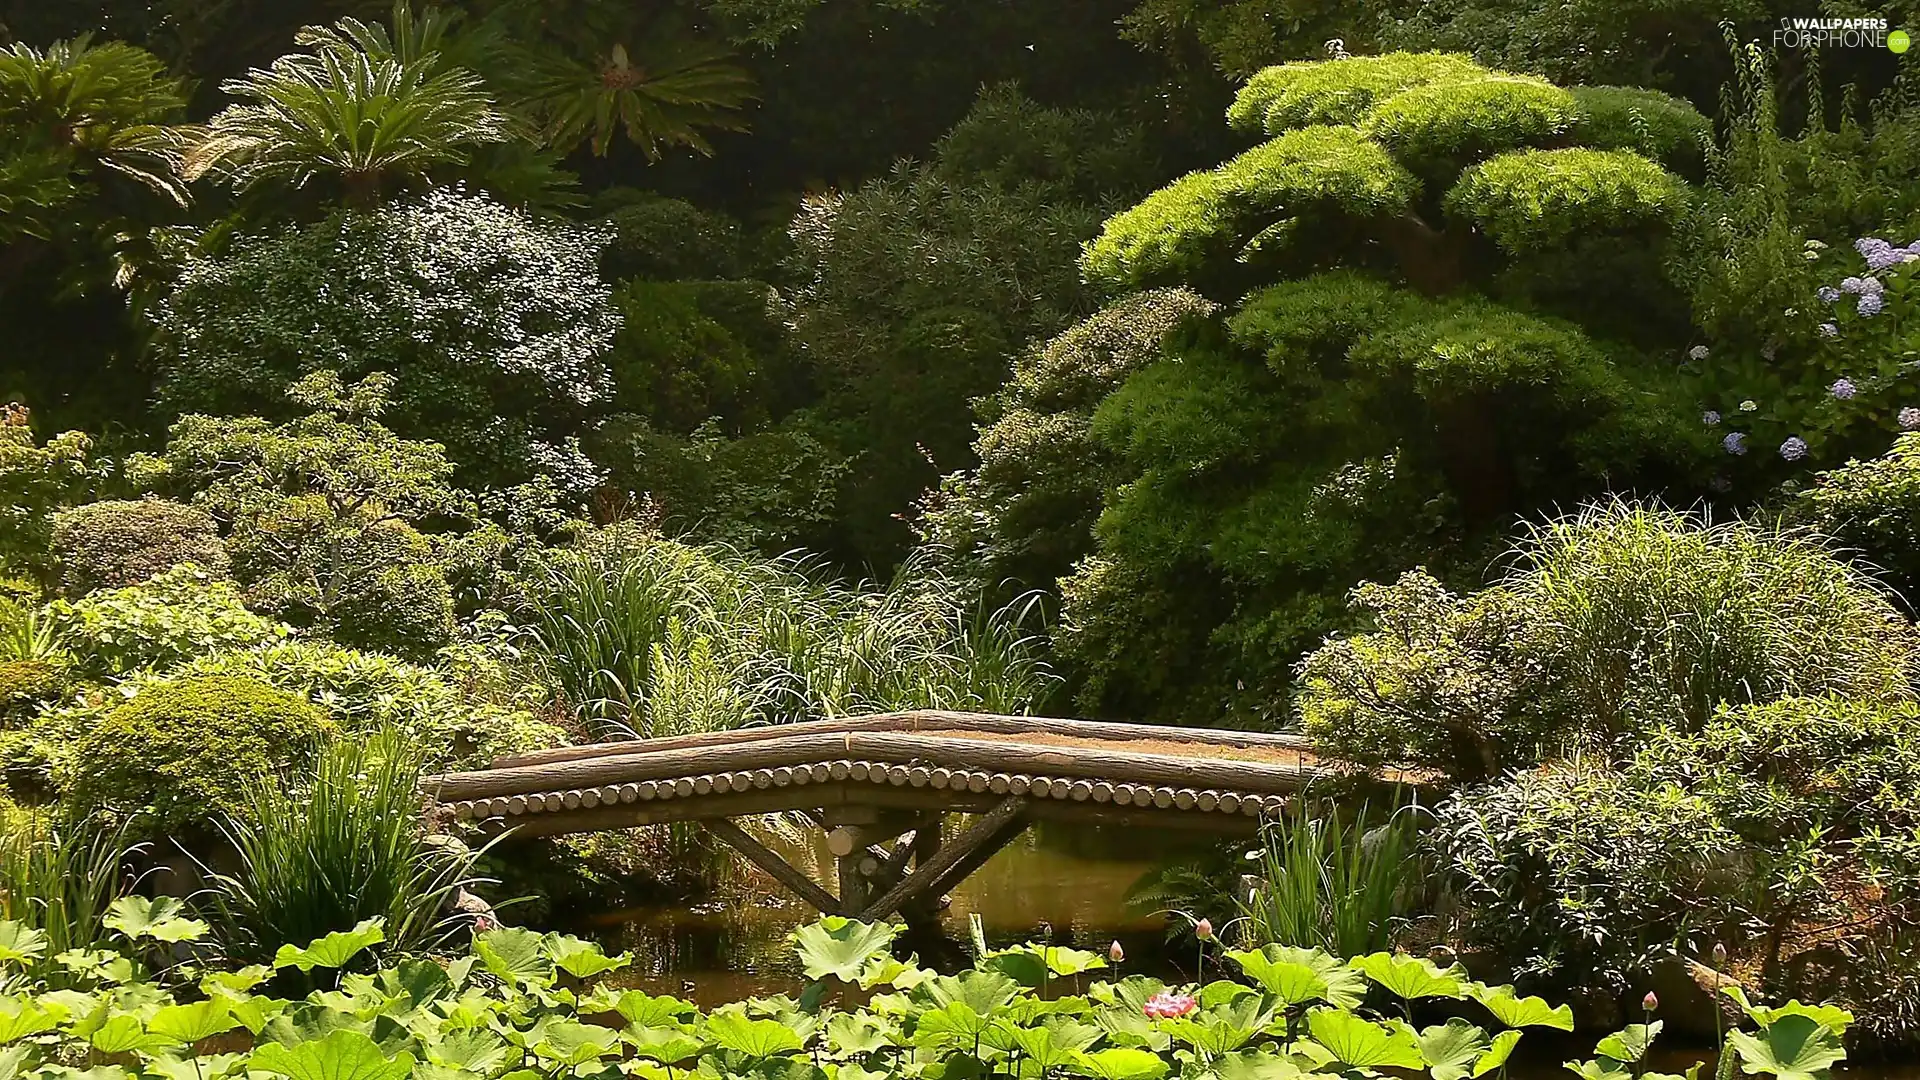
[423,711,1323,923]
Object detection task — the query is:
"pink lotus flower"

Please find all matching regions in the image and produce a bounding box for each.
[1143,992,1197,1019]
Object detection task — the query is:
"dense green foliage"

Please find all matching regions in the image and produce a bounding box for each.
[1300,505,1920,1029]
[67,674,331,836]
[0,904,1856,1080]
[50,498,228,595]
[152,190,618,489]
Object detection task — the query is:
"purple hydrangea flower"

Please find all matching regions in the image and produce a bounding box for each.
[1831,378,1858,400]
[1903,406,1920,430]
[1855,237,1911,270]
[1840,275,1884,295]
[1857,237,1889,257]
[1860,292,1886,317]
[1819,322,1840,338]
[1818,286,1842,304]
[1723,431,1749,455]
[1780,437,1809,461]
[1702,410,1721,426]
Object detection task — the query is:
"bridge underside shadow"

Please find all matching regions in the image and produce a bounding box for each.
[424,711,1338,922]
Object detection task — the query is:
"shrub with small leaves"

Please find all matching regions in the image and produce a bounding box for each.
[51,499,229,595]
[66,674,332,836]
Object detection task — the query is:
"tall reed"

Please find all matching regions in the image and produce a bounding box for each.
[1239,799,1416,956]
[205,729,491,962]
[520,534,1056,739]
[0,811,137,977]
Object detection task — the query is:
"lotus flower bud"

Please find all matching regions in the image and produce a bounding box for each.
[1109,940,1125,963]
[1194,918,1214,941]
[1712,943,1728,966]
[1642,991,1660,1012]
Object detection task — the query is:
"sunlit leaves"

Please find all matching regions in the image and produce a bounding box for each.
[1350,953,1469,1002]
[1468,984,1575,1031]
[248,1028,416,1080]
[104,897,209,945]
[791,918,901,983]
[0,925,47,967]
[273,920,385,972]
[706,1010,805,1058]
[1726,1015,1848,1080]
[1304,1009,1424,1070]
[1226,946,1366,1009]
[525,39,755,159]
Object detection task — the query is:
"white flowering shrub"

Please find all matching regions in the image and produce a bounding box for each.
[153,188,619,489]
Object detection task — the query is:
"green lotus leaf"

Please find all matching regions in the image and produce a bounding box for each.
[913,1001,992,1053]
[1477,1030,1523,1076]
[248,1028,416,1080]
[707,1009,806,1058]
[920,970,1022,1015]
[425,1028,509,1073]
[1211,1049,1310,1080]
[529,1018,622,1066]
[1594,1022,1661,1066]
[274,919,385,972]
[473,928,553,988]
[148,999,241,1044]
[1305,1008,1424,1070]
[1471,984,1576,1031]
[819,1013,890,1058]
[148,1052,246,1080]
[1070,1047,1171,1080]
[104,897,209,944]
[1419,1019,1492,1080]
[1351,953,1469,1002]
[1727,1014,1847,1080]
[624,1026,704,1065]
[88,1014,176,1055]
[0,924,46,967]
[1226,945,1365,1009]
[202,966,274,996]
[791,918,901,983]
[1566,1058,1632,1080]
[1721,990,1853,1038]
[543,935,632,980]
[980,944,1109,987]
[0,997,64,1044]
[608,991,697,1029]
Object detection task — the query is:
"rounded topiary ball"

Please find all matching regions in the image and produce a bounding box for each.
[69,674,332,837]
[52,499,230,595]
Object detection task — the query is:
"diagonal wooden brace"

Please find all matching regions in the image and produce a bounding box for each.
[703,817,842,915]
[858,797,1029,921]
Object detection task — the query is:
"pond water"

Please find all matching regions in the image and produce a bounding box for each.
[582,820,1219,1004]
[572,818,1916,1078]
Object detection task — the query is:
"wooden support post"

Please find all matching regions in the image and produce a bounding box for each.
[838,854,868,915]
[860,797,1028,921]
[703,817,841,915]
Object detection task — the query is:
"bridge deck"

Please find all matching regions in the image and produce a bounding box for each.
[423,711,1338,921]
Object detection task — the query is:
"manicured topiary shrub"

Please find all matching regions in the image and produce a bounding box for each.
[67,674,332,836]
[949,52,1708,724]
[51,498,229,595]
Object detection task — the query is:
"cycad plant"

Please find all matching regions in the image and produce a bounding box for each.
[1239,798,1418,957]
[204,729,494,963]
[186,12,511,205]
[524,36,755,159]
[0,36,192,240]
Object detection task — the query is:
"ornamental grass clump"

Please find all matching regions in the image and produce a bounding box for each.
[204,728,493,964]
